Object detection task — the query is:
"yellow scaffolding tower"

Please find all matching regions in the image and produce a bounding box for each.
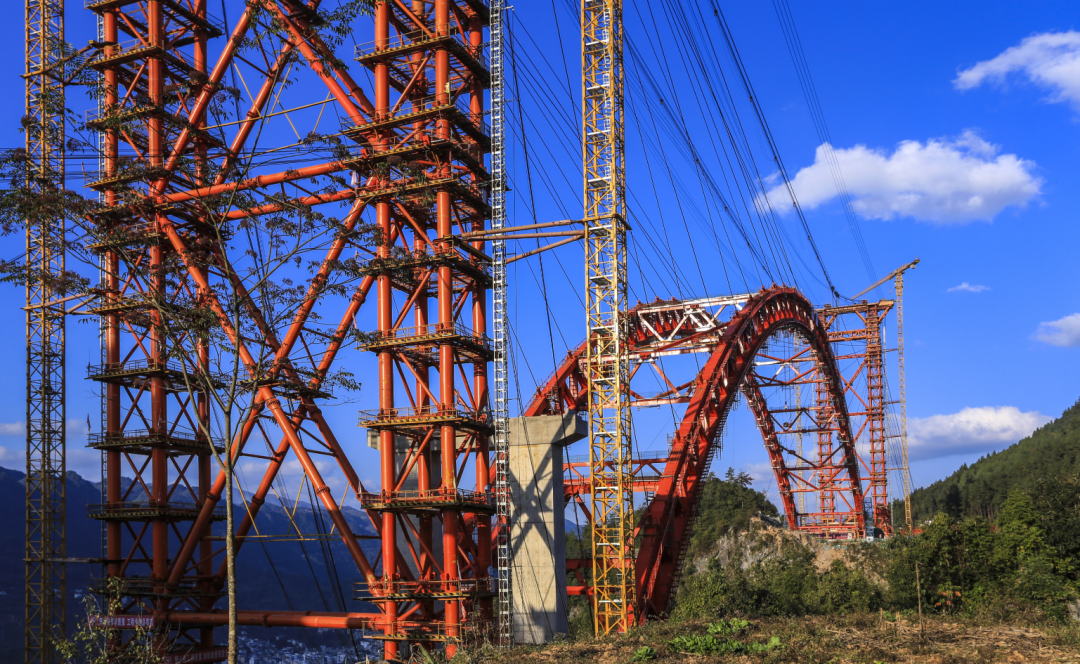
[24,0,67,662]
[582,0,634,635]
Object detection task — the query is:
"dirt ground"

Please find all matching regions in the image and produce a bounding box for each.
[474,614,1080,664]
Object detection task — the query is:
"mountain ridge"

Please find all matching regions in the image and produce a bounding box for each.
[0,465,380,660]
[905,398,1080,521]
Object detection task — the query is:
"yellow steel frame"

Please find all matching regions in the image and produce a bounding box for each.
[24,0,67,662]
[582,0,634,635]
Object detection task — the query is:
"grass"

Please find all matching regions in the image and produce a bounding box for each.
[455,613,1080,664]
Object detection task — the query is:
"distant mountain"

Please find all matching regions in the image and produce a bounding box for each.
[906,399,1080,522]
[0,466,382,660]
[0,467,102,661]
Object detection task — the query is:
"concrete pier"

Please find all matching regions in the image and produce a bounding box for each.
[509,412,587,644]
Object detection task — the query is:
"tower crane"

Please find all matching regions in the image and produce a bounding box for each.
[851,258,919,532]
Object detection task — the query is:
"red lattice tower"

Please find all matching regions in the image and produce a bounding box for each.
[356,0,494,657]
[82,0,493,660]
[817,301,895,536]
[88,0,227,660]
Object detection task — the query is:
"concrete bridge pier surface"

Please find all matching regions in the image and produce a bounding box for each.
[509,412,587,644]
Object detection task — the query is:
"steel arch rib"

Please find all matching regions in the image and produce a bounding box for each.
[523,287,864,619]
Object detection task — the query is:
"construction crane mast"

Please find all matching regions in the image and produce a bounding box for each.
[851,258,919,532]
[582,0,634,635]
[24,0,66,662]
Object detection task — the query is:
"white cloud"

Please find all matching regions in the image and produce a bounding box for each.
[1033,313,1080,347]
[947,282,989,293]
[0,422,24,436]
[763,131,1041,224]
[0,444,24,465]
[743,462,775,489]
[67,418,90,438]
[908,406,1050,460]
[955,31,1080,109]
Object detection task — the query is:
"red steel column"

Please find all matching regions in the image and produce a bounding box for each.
[374,2,398,657]
[433,0,459,651]
[412,0,435,602]
[102,4,121,585]
[146,0,170,604]
[192,2,213,648]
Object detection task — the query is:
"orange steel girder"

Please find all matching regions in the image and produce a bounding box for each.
[84,0,493,660]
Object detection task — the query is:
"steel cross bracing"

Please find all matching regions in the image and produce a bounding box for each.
[25,0,67,661]
[582,0,633,636]
[74,0,495,660]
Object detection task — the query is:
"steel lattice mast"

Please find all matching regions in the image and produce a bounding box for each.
[582,0,634,635]
[24,0,67,661]
[895,269,914,532]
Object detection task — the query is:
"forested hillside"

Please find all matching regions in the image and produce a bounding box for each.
[907,398,1080,521]
[685,468,780,561]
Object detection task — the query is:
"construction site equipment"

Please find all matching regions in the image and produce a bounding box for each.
[851,258,919,531]
[582,0,635,636]
[24,0,67,662]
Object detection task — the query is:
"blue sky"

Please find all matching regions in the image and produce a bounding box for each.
[0,0,1077,512]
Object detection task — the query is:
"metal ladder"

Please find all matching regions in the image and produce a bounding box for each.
[489,0,512,646]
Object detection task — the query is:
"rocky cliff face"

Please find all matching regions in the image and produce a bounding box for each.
[689,518,881,579]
